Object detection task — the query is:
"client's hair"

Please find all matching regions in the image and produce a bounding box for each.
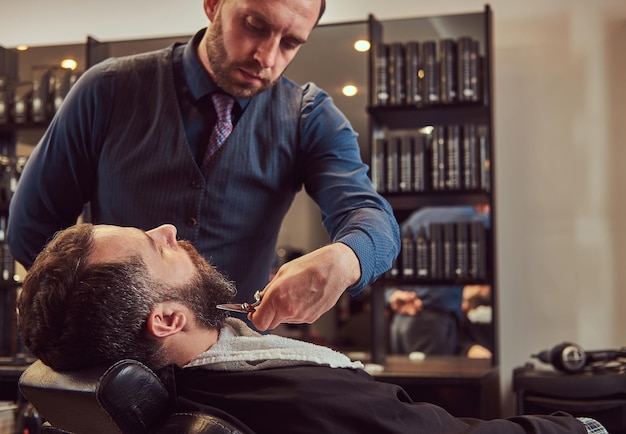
[17,223,232,371]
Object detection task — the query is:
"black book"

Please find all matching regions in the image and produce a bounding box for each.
[462,124,480,190]
[429,222,444,279]
[479,127,491,192]
[442,222,456,279]
[469,221,486,279]
[399,134,413,192]
[374,43,390,106]
[431,126,446,191]
[455,221,469,279]
[401,236,416,279]
[385,135,400,193]
[387,254,400,279]
[446,125,461,190]
[412,133,428,192]
[371,136,385,193]
[415,227,429,278]
[439,39,458,104]
[422,41,440,104]
[405,41,423,105]
[457,36,480,102]
[387,42,406,106]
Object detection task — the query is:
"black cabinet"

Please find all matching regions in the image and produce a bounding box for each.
[514,364,626,434]
[366,5,497,365]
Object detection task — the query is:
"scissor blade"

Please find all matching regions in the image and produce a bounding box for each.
[216,303,247,313]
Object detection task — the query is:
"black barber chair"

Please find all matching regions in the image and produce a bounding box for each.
[18,359,252,434]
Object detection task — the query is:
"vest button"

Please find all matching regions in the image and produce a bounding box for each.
[191,179,203,189]
[186,217,197,227]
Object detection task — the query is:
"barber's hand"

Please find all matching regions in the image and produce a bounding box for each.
[249,243,360,331]
[389,290,423,316]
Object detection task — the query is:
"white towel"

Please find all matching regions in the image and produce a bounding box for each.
[185,317,364,372]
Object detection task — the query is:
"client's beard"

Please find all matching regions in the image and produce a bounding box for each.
[173,240,237,328]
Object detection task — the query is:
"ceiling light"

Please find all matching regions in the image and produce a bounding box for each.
[16,45,29,51]
[354,40,370,52]
[61,58,78,70]
[342,85,358,97]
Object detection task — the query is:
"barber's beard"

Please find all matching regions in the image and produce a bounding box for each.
[175,240,236,328]
[205,11,280,98]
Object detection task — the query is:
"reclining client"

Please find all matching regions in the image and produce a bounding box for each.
[17,223,606,434]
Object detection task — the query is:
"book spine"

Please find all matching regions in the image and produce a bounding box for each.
[399,134,413,192]
[457,36,480,102]
[455,221,469,279]
[462,124,479,190]
[374,43,390,106]
[429,222,443,279]
[387,42,406,106]
[405,41,423,105]
[469,221,486,279]
[415,227,430,278]
[479,126,491,192]
[412,133,427,192]
[371,136,386,193]
[446,124,461,190]
[442,222,456,279]
[439,39,458,104]
[385,135,400,193]
[401,236,416,279]
[422,41,440,104]
[431,126,446,191]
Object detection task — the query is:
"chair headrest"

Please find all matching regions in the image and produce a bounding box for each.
[19,359,170,434]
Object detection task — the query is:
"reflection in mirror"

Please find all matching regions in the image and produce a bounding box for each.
[10,18,496,366]
[386,205,493,360]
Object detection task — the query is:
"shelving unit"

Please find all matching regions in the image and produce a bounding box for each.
[367,6,497,369]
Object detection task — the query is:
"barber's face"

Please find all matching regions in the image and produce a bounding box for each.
[204,0,320,98]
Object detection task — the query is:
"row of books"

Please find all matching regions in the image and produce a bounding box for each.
[371,124,491,194]
[0,66,80,125]
[374,36,483,107]
[387,220,488,281]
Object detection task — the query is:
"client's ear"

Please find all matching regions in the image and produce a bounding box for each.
[147,302,188,338]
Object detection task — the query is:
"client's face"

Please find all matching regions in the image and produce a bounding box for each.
[90,224,235,328]
[90,224,200,289]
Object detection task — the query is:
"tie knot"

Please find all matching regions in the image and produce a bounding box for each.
[211,93,234,122]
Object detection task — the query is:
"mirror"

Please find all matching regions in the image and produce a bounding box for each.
[8,19,495,366]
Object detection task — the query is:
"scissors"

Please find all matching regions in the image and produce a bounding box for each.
[217,290,262,314]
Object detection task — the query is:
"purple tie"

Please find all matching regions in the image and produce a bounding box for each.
[203,93,234,167]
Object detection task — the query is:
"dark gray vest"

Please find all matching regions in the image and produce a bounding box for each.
[93,46,313,300]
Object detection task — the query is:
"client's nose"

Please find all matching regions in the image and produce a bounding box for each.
[146,224,178,248]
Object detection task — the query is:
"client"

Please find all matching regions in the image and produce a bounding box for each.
[17,223,606,434]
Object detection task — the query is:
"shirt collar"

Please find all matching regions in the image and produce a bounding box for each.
[182,28,250,109]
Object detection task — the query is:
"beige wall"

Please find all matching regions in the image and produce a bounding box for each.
[3,0,626,417]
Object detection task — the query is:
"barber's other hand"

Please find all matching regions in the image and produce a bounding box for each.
[249,243,360,331]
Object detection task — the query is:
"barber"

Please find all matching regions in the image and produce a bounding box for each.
[7,0,400,331]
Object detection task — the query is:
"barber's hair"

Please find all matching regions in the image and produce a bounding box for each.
[17,223,232,372]
[210,0,326,23]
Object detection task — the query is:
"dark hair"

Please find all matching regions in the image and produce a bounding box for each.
[17,223,232,371]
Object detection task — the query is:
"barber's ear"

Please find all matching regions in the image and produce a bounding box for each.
[147,302,187,338]
[204,0,220,21]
